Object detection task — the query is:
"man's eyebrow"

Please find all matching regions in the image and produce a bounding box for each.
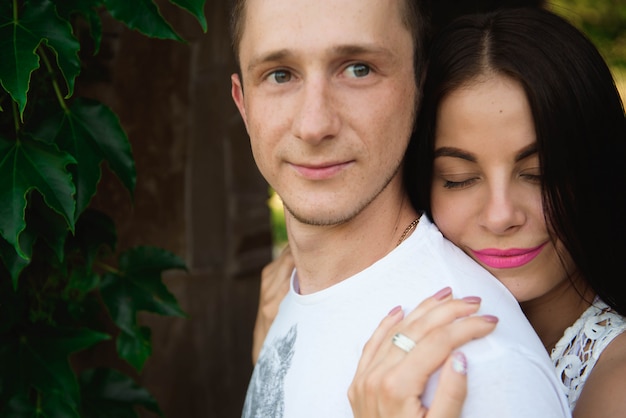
[434,147,476,162]
[246,44,395,73]
[247,49,292,73]
[332,44,394,58]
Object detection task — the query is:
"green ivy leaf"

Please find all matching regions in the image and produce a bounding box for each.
[170,0,207,32]
[0,135,76,261]
[79,368,162,417]
[40,391,81,418]
[23,0,81,99]
[2,391,79,418]
[103,0,183,41]
[0,7,42,117]
[26,193,70,264]
[53,0,104,54]
[66,99,136,200]
[115,326,151,373]
[0,0,80,116]
[34,98,135,218]
[119,246,187,278]
[64,267,100,300]
[0,327,110,415]
[0,393,38,417]
[100,246,186,370]
[0,230,34,288]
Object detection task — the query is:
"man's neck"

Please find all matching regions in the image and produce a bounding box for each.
[286,193,418,295]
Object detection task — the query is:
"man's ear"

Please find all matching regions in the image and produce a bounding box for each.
[231,73,249,130]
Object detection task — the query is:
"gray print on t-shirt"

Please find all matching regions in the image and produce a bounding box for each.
[242,325,297,418]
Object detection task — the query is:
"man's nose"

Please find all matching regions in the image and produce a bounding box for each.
[292,78,340,144]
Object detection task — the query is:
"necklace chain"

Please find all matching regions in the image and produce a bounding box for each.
[396,216,420,246]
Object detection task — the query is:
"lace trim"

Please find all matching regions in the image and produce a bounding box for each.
[550,298,626,410]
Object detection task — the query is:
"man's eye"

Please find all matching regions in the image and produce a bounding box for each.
[345,63,371,78]
[269,70,292,83]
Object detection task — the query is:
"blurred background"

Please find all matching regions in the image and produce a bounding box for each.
[77,0,625,416]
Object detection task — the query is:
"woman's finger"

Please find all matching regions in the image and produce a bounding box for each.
[349,306,406,416]
[350,313,497,418]
[383,315,497,399]
[350,288,498,418]
[370,296,484,370]
[356,287,453,370]
[426,352,468,418]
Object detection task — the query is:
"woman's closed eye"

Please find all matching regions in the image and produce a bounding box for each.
[520,168,542,184]
[443,177,480,189]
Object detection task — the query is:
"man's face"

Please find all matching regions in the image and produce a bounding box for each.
[231,0,416,226]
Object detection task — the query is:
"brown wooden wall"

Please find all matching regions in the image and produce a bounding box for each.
[81,1,270,417]
[79,1,545,417]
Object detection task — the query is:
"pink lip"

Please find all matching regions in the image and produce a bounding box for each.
[471,242,547,269]
[290,161,353,180]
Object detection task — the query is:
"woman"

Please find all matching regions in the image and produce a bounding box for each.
[256,7,626,417]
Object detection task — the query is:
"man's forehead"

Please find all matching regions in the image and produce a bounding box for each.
[241,0,406,36]
[238,0,410,65]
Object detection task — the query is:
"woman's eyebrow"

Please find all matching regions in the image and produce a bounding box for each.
[433,147,476,162]
[515,143,538,162]
[434,143,538,163]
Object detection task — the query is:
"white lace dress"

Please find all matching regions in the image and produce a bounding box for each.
[550,298,626,410]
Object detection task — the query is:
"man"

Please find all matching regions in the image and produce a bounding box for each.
[230,0,570,416]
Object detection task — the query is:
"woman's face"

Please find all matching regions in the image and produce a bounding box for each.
[430,74,576,303]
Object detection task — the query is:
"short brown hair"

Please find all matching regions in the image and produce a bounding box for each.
[229,0,429,77]
[229,0,247,67]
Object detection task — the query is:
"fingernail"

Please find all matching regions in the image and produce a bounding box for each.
[482,314,499,323]
[433,286,452,300]
[388,305,403,316]
[452,352,467,375]
[462,296,481,304]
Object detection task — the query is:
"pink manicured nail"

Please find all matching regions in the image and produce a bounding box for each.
[451,352,467,375]
[462,296,481,304]
[482,315,499,323]
[433,286,452,300]
[388,305,403,316]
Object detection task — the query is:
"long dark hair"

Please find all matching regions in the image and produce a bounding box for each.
[405,7,626,314]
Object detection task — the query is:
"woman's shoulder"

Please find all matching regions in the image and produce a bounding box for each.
[551,299,626,412]
[573,331,626,417]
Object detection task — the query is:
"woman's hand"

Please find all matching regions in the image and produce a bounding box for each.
[252,245,294,364]
[349,287,499,418]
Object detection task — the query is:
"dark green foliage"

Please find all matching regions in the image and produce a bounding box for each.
[0,0,206,415]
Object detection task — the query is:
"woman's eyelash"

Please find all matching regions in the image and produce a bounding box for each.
[443,178,477,189]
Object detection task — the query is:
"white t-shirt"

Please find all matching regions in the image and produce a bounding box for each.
[242,216,571,418]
